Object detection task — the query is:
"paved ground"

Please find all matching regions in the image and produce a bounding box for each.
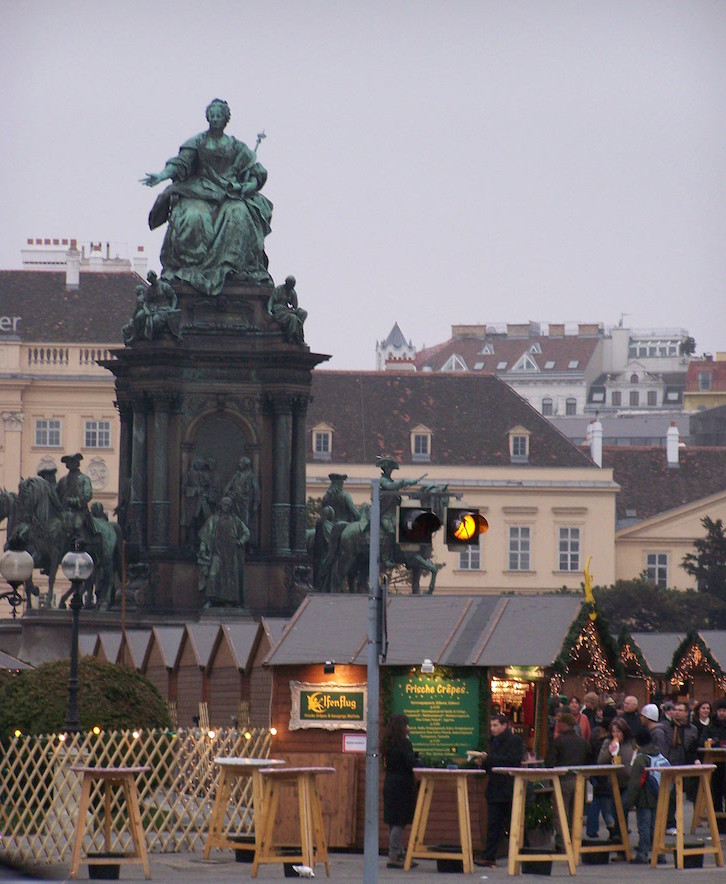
[2,806,725,883]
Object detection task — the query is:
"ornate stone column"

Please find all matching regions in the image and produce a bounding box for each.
[270,393,292,554]
[290,395,309,554]
[115,399,132,530]
[129,399,149,549]
[150,394,173,548]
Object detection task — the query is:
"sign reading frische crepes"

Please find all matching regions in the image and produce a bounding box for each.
[392,674,479,760]
[289,681,367,731]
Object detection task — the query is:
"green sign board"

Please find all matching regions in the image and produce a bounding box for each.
[392,674,479,760]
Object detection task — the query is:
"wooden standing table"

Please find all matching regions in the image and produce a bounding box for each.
[204,757,285,858]
[252,766,334,878]
[69,766,150,880]
[650,763,723,869]
[403,768,486,873]
[492,766,576,876]
[692,747,726,832]
[568,764,631,863]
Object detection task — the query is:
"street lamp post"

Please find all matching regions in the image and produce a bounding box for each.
[0,536,34,619]
[61,547,94,734]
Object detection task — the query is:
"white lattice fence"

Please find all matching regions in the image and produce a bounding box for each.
[0,727,271,863]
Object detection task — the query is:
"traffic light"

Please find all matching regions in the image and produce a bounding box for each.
[445,508,488,548]
[397,507,442,549]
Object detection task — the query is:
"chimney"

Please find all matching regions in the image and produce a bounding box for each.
[667,421,680,468]
[589,418,603,467]
[65,241,80,290]
[132,246,148,278]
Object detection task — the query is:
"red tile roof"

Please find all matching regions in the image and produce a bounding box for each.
[414,332,600,374]
[308,370,593,467]
[601,446,726,521]
[0,270,140,343]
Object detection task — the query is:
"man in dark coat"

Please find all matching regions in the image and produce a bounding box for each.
[704,700,726,811]
[546,712,589,853]
[651,699,698,832]
[474,714,524,868]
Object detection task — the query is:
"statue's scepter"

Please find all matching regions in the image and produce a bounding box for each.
[254,130,266,152]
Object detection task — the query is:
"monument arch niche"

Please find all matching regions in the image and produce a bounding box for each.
[105,99,329,617]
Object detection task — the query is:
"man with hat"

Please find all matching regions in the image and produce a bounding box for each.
[321,473,360,524]
[57,453,95,539]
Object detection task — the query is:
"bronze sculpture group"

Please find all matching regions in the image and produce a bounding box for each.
[309,458,447,595]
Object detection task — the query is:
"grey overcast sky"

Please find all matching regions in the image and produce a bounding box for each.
[1,0,725,368]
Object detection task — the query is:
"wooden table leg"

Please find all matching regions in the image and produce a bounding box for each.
[204,768,230,858]
[455,777,473,874]
[700,770,724,867]
[123,775,151,879]
[70,772,93,880]
[691,775,706,833]
[507,776,527,876]
[650,775,670,868]
[404,775,434,870]
[674,775,685,869]
[298,774,315,869]
[551,777,576,875]
[570,775,585,865]
[609,770,631,861]
[252,778,280,878]
[309,778,330,876]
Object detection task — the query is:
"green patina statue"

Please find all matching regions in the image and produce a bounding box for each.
[267,275,307,343]
[140,99,272,297]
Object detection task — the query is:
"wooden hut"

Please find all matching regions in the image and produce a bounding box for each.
[95,631,122,664]
[142,626,185,711]
[630,632,685,698]
[118,629,152,671]
[667,631,726,702]
[262,593,600,851]
[175,623,221,727]
[206,621,261,727]
[616,630,656,704]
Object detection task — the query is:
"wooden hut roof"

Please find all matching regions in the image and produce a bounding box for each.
[217,622,262,672]
[182,623,222,668]
[122,630,152,669]
[0,649,33,670]
[97,632,122,663]
[148,626,185,669]
[697,631,726,671]
[264,594,589,669]
[629,632,685,675]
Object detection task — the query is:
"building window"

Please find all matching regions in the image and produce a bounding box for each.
[313,431,331,459]
[512,435,528,459]
[459,545,481,570]
[630,373,639,383]
[698,372,712,391]
[441,354,467,372]
[84,420,111,448]
[629,390,639,406]
[558,527,580,571]
[542,398,553,416]
[565,398,577,415]
[568,360,579,369]
[35,419,61,447]
[647,390,657,406]
[646,552,668,588]
[509,526,531,571]
[412,433,430,461]
[611,391,622,406]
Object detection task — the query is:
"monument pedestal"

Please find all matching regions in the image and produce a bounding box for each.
[104,281,328,617]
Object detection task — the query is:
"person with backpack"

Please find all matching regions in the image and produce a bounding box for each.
[621,728,670,864]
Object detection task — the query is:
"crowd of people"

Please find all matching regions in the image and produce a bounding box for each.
[381,693,726,870]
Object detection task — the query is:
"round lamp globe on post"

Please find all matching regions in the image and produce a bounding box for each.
[61,548,94,734]
[0,538,34,620]
[61,550,94,583]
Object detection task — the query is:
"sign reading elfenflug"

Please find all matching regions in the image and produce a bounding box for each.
[392,674,479,760]
[289,681,367,731]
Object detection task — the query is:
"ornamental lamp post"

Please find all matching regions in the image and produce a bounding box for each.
[0,535,34,620]
[61,546,94,734]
